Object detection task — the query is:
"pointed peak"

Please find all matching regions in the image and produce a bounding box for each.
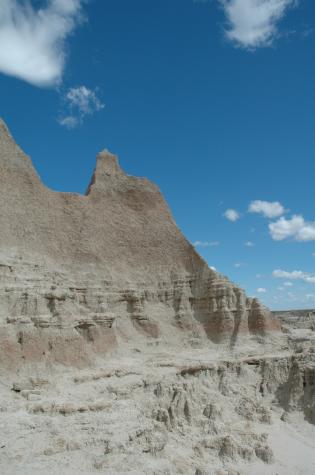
[0,118,22,157]
[0,118,43,187]
[0,118,12,139]
[86,149,124,195]
[0,118,22,154]
[96,150,121,177]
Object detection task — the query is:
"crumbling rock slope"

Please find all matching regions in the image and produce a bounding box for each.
[0,119,278,369]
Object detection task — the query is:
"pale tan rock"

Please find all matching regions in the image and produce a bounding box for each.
[0,119,279,369]
[1,120,314,475]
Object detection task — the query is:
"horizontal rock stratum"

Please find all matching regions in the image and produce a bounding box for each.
[0,119,279,368]
[1,119,315,475]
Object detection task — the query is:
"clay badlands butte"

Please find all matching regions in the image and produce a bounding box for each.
[0,119,314,475]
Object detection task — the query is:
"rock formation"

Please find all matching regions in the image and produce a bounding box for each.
[0,119,278,369]
[1,120,314,475]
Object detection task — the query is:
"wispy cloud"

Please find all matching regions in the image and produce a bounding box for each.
[245,241,254,247]
[257,287,267,293]
[220,0,295,49]
[269,215,315,241]
[58,116,79,129]
[224,208,240,222]
[273,269,315,284]
[58,86,105,129]
[283,281,293,287]
[249,200,286,218]
[194,240,220,247]
[0,0,84,87]
[234,262,245,268]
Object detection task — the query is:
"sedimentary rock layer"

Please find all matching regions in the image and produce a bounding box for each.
[1,348,314,474]
[0,119,278,368]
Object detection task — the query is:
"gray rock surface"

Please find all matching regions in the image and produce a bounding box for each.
[0,119,278,369]
[0,120,314,475]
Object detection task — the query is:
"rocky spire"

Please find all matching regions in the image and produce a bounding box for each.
[86,150,124,194]
[0,119,42,181]
[0,118,10,136]
[0,118,15,148]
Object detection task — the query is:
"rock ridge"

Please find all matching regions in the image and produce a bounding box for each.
[0,119,279,368]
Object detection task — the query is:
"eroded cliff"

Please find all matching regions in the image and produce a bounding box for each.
[0,119,279,369]
[0,121,314,475]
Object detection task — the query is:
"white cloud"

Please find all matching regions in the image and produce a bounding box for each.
[0,0,83,87]
[249,200,286,218]
[194,241,220,247]
[245,241,254,247]
[234,262,245,268]
[272,269,315,284]
[220,0,295,49]
[269,215,315,242]
[283,281,293,287]
[59,86,105,128]
[58,116,79,129]
[0,3,105,128]
[224,208,240,222]
[210,266,217,271]
[66,86,104,114]
[257,287,267,293]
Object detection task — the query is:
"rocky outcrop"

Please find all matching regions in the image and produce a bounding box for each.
[1,350,314,474]
[1,120,314,475]
[0,119,279,368]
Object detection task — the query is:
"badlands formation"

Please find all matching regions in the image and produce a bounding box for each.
[0,119,314,474]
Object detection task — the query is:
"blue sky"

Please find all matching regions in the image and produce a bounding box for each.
[0,0,315,310]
